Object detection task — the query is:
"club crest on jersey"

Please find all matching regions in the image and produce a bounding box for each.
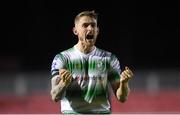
[74,63,81,69]
[96,61,103,70]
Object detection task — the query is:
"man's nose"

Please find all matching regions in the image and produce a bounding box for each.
[87,25,93,31]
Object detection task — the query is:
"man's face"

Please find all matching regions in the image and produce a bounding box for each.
[73,16,99,47]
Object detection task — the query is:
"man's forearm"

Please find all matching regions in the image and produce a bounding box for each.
[51,80,67,102]
[116,82,130,103]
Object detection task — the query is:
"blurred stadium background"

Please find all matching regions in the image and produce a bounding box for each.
[1,0,180,114]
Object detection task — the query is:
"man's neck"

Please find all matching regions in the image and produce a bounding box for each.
[75,42,95,54]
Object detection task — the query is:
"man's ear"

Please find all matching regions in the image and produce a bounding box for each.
[73,27,78,35]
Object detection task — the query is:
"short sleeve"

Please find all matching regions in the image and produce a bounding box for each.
[51,53,66,77]
[108,54,121,83]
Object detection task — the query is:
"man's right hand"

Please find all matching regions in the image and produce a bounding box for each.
[51,69,72,102]
[59,69,72,86]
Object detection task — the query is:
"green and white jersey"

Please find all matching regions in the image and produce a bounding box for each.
[51,46,121,114]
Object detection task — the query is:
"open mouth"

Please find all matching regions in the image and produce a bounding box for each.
[86,35,94,40]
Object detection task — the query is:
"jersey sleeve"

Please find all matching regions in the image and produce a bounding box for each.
[51,53,67,77]
[108,54,121,83]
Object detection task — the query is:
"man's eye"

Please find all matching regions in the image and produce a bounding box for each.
[82,23,96,28]
[91,24,95,27]
[83,24,88,28]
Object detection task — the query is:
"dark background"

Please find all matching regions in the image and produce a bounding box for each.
[1,1,180,114]
[1,0,179,72]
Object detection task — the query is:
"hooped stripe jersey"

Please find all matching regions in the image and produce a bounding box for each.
[51,46,121,114]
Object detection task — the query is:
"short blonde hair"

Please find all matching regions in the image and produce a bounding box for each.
[74,10,98,25]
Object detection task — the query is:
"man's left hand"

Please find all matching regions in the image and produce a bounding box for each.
[120,66,133,83]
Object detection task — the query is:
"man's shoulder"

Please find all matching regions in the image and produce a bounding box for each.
[57,47,75,54]
[95,47,118,58]
[95,47,112,56]
[54,47,75,58]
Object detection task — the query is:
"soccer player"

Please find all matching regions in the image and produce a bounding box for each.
[50,10,134,114]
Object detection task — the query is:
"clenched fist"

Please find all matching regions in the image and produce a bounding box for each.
[120,66,133,83]
[59,69,73,86]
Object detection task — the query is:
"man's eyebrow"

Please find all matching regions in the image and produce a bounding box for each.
[83,22,96,25]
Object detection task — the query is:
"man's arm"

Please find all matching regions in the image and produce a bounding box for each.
[116,67,133,103]
[116,82,130,102]
[50,69,72,102]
